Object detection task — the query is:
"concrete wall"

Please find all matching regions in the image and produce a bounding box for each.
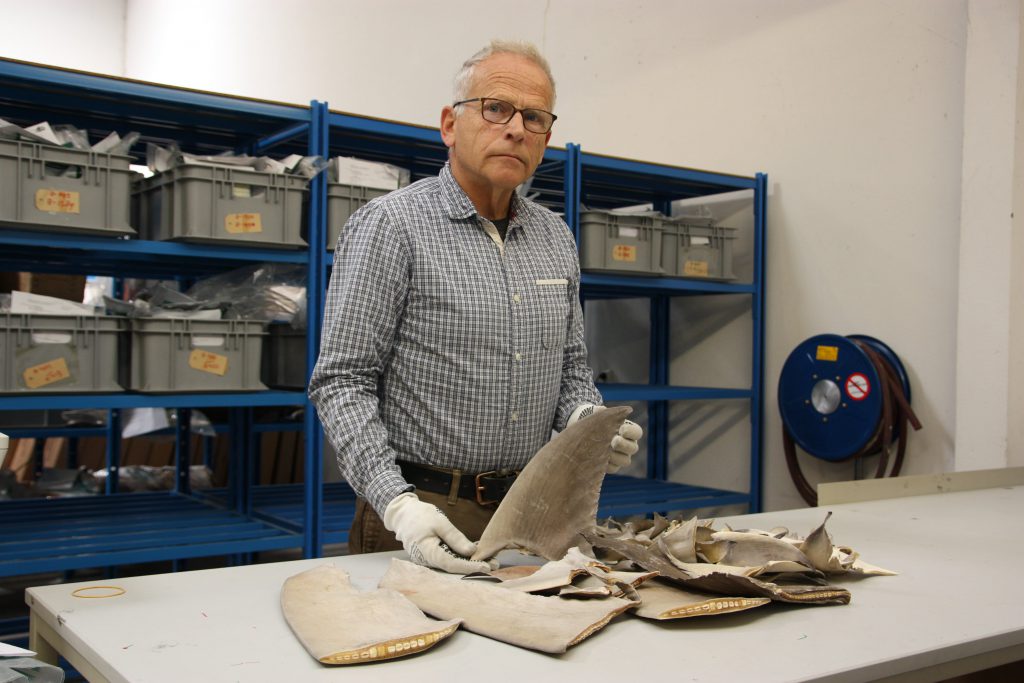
[0,0,125,75]
[3,0,1020,509]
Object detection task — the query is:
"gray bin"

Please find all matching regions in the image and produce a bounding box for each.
[663,219,738,280]
[579,211,669,276]
[325,183,388,250]
[127,318,268,392]
[132,164,307,248]
[0,313,125,393]
[261,324,307,389]
[0,138,135,236]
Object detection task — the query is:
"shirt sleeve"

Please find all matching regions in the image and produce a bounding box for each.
[308,202,413,516]
[554,232,604,431]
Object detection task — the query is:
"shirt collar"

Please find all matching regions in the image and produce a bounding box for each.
[439,162,534,227]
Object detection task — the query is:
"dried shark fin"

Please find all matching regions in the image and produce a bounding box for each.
[281,564,461,665]
[633,579,771,620]
[582,528,851,606]
[472,406,632,562]
[380,558,632,654]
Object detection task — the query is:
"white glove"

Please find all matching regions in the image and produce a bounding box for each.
[383,492,494,574]
[567,404,643,473]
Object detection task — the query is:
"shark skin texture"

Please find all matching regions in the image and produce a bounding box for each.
[472,406,632,562]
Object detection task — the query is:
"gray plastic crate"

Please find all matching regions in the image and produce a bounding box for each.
[261,324,307,389]
[663,219,738,280]
[0,313,126,393]
[579,210,669,276]
[132,164,307,248]
[0,138,135,235]
[325,183,388,250]
[127,318,268,392]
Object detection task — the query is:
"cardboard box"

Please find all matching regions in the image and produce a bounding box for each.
[0,272,86,303]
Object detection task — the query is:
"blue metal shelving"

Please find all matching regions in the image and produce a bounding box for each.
[0,57,322,580]
[575,151,767,513]
[0,56,766,590]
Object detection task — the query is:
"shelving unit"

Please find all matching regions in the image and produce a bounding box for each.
[0,57,325,577]
[0,58,766,587]
[572,150,767,513]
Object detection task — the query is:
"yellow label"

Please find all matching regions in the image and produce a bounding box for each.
[683,260,709,277]
[225,213,262,234]
[816,345,839,362]
[35,189,81,214]
[23,357,71,388]
[612,244,637,262]
[188,349,229,376]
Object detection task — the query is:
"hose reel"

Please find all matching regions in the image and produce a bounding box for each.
[777,334,922,506]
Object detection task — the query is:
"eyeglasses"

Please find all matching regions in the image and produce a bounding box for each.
[453,97,557,134]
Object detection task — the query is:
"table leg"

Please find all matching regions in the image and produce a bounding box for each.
[28,612,59,665]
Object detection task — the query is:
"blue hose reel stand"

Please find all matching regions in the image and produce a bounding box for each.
[778,334,922,505]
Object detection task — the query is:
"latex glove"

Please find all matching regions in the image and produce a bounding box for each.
[383,492,494,574]
[567,404,643,473]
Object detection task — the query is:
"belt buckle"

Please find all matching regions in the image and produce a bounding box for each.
[475,470,499,506]
[475,470,518,506]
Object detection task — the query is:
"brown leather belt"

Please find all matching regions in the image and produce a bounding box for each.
[397,460,519,506]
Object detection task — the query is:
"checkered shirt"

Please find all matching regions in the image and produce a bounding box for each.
[308,163,602,515]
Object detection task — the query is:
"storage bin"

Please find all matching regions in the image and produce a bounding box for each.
[579,210,669,276]
[324,183,388,250]
[132,164,306,248]
[0,138,135,235]
[127,318,268,392]
[663,219,738,280]
[0,313,125,393]
[261,324,307,389]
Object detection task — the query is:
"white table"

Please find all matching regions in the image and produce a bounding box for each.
[27,486,1024,683]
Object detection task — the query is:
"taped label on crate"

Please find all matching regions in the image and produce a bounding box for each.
[816,345,839,362]
[23,358,72,388]
[225,213,262,234]
[189,349,228,376]
[683,260,709,277]
[35,189,81,214]
[617,227,640,238]
[612,244,637,262]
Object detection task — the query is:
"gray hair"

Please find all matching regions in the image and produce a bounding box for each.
[452,40,556,110]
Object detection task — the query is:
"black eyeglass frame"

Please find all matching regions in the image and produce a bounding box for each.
[452,97,558,134]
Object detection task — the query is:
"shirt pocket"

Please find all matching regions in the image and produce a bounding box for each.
[531,278,570,351]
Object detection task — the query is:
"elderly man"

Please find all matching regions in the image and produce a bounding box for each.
[309,40,641,573]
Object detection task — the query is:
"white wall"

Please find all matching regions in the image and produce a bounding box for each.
[0,0,125,75]
[5,0,1017,509]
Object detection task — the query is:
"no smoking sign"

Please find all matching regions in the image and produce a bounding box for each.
[845,372,871,401]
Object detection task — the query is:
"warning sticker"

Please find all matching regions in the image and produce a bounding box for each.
[189,349,229,376]
[23,358,72,389]
[612,244,637,262]
[225,213,263,234]
[35,189,81,214]
[816,345,839,362]
[846,372,871,401]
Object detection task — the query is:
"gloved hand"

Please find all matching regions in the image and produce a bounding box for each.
[567,404,643,473]
[383,492,494,574]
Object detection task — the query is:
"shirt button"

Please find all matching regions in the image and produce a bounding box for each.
[510,411,519,422]
[512,293,521,303]
[514,352,522,361]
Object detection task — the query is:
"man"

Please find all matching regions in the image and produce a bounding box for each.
[309,40,642,574]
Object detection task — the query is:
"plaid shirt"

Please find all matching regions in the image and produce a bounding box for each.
[309,163,602,515]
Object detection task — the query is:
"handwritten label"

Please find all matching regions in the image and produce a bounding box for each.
[683,260,709,277]
[35,189,81,214]
[23,358,72,389]
[816,345,839,362]
[225,213,262,234]
[612,244,637,262]
[188,349,229,376]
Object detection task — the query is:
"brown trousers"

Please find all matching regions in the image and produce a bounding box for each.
[348,489,497,554]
